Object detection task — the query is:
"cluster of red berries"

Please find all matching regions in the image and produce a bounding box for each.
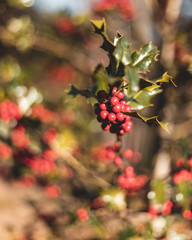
[148,201,173,218]
[118,166,148,192]
[95,87,133,135]
[94,0,136,20]
[0,99,21,123]
[173,169,192,184]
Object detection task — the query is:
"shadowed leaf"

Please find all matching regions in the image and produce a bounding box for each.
[92,64,110,94]
[91,19,114,54]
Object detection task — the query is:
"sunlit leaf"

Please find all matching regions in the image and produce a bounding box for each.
[151,179,166,204]
[155,72,177,87]
[127,85,162,110]
[125,112,170,133]
[113,35,131,65]
[125,66,140,97]
[131,42,158,73]
[101,188,126,210]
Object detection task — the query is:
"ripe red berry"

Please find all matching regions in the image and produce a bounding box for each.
[108,112,116,122]
[120,104,125,112]
[122,123,132,133]
[101,122,110,131]
[125,115,131,121]
[100,111,108,120]
[125,120,133,127]
[116,91,125,99]
[120,100,126,105]
[114,156,123,166]
[112,86,118,94]
[113,142,120,151]
[116,112,125,122]
[97,90,108,100]
[100,103,107,111]
[118,129,125,135]
[110,96,119,106]
[124,105,132,112]
[112,104,121,113]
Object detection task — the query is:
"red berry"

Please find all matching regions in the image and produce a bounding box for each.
[77,208,89,221]
[112,104,121,113]
[120,100,126,105]
[116,91,125,99]
[101,122,110,131]
[108,112,116,122]
[120,104,125,112]
[125,115,131,121]
[123,149,133,159]
[124,105,132,112]
[97,90,107,100]
[100,111,108,120]
[126,120,133,127]
[112,86,118,94]
[118,129,125,135]
[113,143,120,151]
[116,112,125,122]
[110,97,119,106]
[114,156,123,166]
[122,123,132,133]
[183,210,192,220]
[100,103,107,111]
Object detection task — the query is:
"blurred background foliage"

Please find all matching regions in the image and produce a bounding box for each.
[0,0,192,239]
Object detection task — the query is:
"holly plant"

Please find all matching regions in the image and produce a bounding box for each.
[69,19,175,137]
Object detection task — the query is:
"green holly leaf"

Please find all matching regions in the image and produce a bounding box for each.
[118,227,136,240]
[127,84,162,110]
[125,112,170,133]
[151,179,166,204]
[178,181,191,210]
[113,34,131,65]
[155,72,177,86]
[92,64,110,94]
[68,85,97,105]
[124,66,140,97]
[131,42,158,73]
[91,19,114,54]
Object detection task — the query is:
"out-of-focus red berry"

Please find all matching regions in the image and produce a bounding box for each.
[114,156,123,166]
[0,99,21,122]
[43,128,58,144]
[123,149,133,159]
[11,126,30,148]
[76,208,89,221]
[44,185,61,199]
[173,170,192,184]
[176,157,184,167]
[183,210,192,220]
[0,142,12,161]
